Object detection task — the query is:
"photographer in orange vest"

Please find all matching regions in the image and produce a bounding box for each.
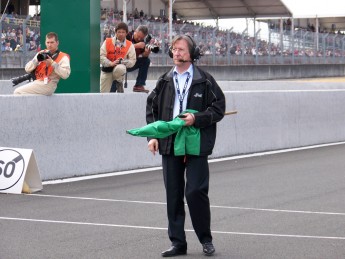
[100,22,136,93]
[14,32,71,96]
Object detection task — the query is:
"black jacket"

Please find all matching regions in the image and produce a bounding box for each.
[146,65,225,156]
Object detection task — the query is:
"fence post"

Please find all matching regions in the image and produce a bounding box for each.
[241,28,247,65]
[0,13,7,67]
[322,33,329,64]
[227,28,233,65]
[255,29,261,65]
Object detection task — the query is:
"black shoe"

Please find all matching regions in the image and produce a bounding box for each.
[161,245,187,257]
[202,242,215,256]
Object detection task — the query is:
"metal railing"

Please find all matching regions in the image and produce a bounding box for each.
[2,19,345,68]
[1,14,40,67]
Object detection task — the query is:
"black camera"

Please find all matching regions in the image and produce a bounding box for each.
[11,72,36,86]
[144,34,160,53]
[146,44,160,53]
[118,58,129,65]
[37,51,52,62]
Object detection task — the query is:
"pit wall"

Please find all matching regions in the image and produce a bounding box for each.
[1,63,345,82]
[1,88,345,180]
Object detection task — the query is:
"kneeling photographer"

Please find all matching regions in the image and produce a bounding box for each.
[124,25,159,93]
[100,22,136,93]
[13,32,71,96]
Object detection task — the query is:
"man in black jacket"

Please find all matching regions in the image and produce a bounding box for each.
[146,35,225,257]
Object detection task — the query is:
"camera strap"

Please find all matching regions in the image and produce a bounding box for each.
[51,50,60,60]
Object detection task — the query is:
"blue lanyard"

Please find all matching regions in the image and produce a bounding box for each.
[174,72,191,113]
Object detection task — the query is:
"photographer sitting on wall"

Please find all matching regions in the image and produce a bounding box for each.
[13,32,71,96]
[111,25,158,93]
[100,22,136,93]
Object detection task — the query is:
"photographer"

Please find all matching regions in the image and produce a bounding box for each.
[125,25,152,93]
[13,32,71,96]
[100,22,136,93]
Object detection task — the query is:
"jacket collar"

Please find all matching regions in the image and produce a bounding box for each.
[163,65,204,83]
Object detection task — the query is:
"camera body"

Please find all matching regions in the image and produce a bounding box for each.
[144,34,160,53]
[146,44,160,53]
[37,51,52,62]
[118,58,129,65]
[11,72,36,86]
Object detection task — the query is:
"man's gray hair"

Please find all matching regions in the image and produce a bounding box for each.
[136,25,149,36]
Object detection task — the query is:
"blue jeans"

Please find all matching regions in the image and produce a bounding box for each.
[127,57,150,86]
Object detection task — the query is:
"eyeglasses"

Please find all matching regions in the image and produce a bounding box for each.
[171,48,187,54]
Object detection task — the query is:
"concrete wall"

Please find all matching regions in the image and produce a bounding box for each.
[2,64,345,81]
[2,79,345,95]
[1,86,345,180]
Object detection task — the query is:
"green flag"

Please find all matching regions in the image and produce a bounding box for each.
[127,110,200,155]
[126,117,186,138]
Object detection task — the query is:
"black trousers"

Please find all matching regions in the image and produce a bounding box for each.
[162,154,213,246]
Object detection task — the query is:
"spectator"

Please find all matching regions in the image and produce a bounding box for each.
[4,41,12,51]
[14,32,71,95]
[134,8,139,19]
[9,28,16,37]
[100,22,136,93]
[14,44,23,52]
[9,36,17,50]
[28,40,37,51]
[16,29,23,46]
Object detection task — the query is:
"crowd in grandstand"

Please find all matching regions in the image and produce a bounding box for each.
[100,8,345,60]
[1,11,40,53]
[1,7,345,62]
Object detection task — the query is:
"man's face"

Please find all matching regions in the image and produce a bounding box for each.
[133,31,145,43]
[116,29,127,41]
[45,36,59,53]
[172,39,191,65]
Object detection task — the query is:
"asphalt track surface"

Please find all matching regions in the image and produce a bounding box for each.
[1,143,345,259]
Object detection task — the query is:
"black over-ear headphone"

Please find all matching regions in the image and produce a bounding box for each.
[168,35,201,61]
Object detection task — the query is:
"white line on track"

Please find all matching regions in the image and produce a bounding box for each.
[0,216,344,240]
[42,141,345,185]
[28,193,345,216]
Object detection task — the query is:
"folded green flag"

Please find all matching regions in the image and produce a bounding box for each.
[127,109,200,155]
[126,118,186,138]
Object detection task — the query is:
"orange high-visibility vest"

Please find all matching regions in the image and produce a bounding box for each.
[106,38,132,62]
[35,51,70,81]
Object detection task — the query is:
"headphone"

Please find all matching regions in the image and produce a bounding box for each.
[168,35,201,61]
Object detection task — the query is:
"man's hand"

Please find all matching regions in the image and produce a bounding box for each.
[178,113,195,126]
[142,47,151,57]
[45,56,54,66]
[148,139,159,155]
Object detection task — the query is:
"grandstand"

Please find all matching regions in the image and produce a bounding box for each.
[1,0,345,78]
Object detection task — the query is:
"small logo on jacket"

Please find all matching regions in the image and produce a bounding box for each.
[194,93,202,98]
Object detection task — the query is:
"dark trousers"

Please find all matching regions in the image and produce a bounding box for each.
[127,57,150,86]
[162,154,213,246]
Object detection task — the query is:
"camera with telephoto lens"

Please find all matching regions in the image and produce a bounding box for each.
[11,72,36,87]
[144,34,160,54]
[37,51,52,62]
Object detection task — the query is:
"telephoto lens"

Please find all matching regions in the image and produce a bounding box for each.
[11,73,35,86]
[37,51,51,62]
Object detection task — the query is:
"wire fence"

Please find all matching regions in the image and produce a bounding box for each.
[2,15,345,68]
